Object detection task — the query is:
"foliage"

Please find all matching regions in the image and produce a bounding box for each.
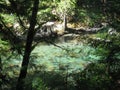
[56,0,76,20]
[75,8,106,27]
[32,77,49,90]
[95,34,120,58]
[37,8,57,22]
[0,39,10,56]
[0,14,15,24]
[73,62,112,90]
[0,0,120,90]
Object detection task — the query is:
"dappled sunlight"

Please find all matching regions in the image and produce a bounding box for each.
[0,0,120,90]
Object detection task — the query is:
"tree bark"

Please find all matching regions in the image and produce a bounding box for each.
[16,0,39,90]
[63,13,67,31]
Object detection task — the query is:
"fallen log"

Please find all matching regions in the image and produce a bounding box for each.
[66,27,103,34]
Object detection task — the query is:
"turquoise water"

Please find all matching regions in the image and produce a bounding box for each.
[31,42,100,72]
[2,42,101,77]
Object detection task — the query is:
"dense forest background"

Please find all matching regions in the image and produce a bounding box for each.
[0,0,120,90]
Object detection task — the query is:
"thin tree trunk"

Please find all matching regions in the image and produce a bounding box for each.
[63,13,67,31]
[16,0,39,90]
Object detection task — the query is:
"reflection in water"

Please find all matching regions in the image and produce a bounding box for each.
[55,34,80,44]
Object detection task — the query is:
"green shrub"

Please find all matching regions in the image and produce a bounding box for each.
[73,63,112,90]
[32,77,49,90]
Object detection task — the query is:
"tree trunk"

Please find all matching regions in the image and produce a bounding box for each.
[16,0,39,90]
[63,13,67,31]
